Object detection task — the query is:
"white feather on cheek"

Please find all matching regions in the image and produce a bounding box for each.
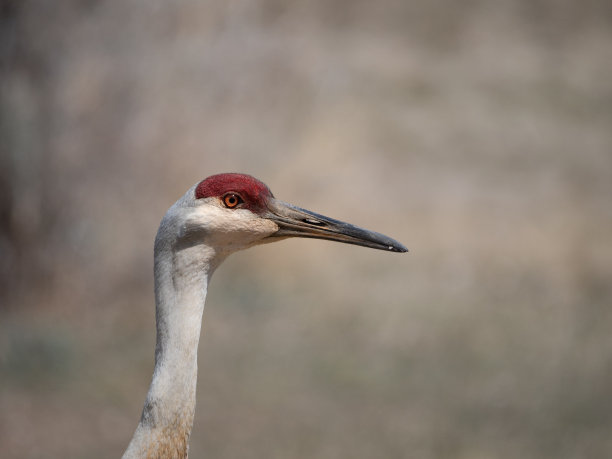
[181,206,279,251]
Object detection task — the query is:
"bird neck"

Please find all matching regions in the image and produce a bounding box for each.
[123,240,222,459]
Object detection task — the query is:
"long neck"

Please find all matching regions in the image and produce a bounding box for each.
[123,239,220,459]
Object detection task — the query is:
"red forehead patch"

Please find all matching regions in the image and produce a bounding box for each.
[195,173,274,212]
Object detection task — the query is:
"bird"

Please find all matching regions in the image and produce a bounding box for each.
[122,173,407,459]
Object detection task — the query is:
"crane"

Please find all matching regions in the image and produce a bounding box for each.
[122,173,407,458]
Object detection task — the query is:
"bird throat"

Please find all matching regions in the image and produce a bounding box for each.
[123,243,216,459]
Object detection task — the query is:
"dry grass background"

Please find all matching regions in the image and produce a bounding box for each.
[1,1,612,458]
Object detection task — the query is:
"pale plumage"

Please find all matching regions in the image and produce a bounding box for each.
[123,173,406,458]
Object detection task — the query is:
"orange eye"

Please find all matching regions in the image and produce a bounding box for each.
[223,193,243,208]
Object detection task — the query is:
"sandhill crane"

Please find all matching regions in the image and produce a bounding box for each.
[122,173,407,458]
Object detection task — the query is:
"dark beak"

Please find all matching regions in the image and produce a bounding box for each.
[264,198,408,253]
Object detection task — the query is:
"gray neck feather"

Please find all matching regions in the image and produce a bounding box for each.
[123,204,224,459]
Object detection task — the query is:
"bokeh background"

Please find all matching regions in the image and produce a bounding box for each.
[1,1,612,458]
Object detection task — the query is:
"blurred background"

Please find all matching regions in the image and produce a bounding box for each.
[1,1,611,458]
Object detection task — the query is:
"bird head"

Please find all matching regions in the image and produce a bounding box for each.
[165,173,407,257]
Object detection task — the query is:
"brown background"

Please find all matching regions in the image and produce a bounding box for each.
[1,1,611,458]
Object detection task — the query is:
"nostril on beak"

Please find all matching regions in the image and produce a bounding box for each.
[303,218,326,226]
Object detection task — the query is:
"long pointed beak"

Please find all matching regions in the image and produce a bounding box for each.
[263,198,408,253]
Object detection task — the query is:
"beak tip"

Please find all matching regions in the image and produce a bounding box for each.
[390,243,409,253]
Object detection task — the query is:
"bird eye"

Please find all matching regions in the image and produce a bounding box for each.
[223,193,243,208]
